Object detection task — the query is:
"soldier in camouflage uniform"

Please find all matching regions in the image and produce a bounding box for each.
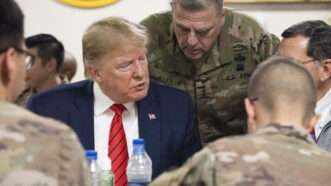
[151,56,331,186]
[141,0,279,143]
[0,1,89,185]
[0,103,89,186]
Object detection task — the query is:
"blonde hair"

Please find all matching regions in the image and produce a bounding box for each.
[82,17,148,66]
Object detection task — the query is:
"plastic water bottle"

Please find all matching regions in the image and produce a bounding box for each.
[127,138,152,186]
[85,150,100,186]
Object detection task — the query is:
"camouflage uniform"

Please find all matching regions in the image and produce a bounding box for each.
[141,9,279,143]
[15,79,68,108]
[15,88,36,107]
[151,124,331,186]
[0,101,89,186]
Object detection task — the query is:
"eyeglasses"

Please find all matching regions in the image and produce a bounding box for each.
[300,59,320,65]
[0,46,36,69]
[15,46,36,69]
[249,97,259,102]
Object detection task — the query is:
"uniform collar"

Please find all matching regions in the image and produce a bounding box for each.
[256,123,314,143]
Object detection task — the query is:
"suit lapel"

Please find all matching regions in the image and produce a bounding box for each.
[137,83,161,175]
[70,80,95,150]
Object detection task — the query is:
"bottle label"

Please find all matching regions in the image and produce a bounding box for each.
[100,170,114,186]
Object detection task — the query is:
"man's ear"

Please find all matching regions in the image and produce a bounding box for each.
[244,98,257,133]
[1,48,16,86]
[46,58,57,72]
[85,65,101,83]
[319,59,331,82]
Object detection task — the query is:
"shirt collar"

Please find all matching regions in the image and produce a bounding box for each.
[93,83,136,116]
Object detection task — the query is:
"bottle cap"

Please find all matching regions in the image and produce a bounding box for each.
[133,138,145,154]
[85,150,98,160]
[133,138,144,145]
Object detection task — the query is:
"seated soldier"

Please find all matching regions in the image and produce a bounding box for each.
[0,0,88,185]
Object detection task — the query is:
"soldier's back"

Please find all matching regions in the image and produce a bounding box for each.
[151,124,331,186]
[0,102,89,186]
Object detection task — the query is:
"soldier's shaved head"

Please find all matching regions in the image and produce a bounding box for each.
[248,56,316,126]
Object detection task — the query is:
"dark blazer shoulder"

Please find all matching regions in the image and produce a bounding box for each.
[27,80,93,111]
[26,80,95,150]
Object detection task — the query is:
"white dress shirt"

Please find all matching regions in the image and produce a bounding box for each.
[93,83,139,170]
[315,88,331,138]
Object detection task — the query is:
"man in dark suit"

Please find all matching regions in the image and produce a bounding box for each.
[27,17,201,184]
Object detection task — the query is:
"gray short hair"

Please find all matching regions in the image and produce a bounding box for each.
[172,0,223,12]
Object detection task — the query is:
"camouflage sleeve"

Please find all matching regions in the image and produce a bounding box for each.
[255,32,280,63]
[58,128,90,186]
[140,14,159,50]
[248,17,279,64]
[231,10,280,64]
[140,12,172,53]
[151,148,216,186]
[270,33,280,53]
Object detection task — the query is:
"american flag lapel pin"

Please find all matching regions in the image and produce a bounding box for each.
[148,113,157,120]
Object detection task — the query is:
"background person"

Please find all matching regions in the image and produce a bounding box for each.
[15,33,65,107]
[60,50,77,82]
[278,20,331,151]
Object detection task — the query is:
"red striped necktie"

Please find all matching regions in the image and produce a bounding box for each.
[108,104,128,186]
